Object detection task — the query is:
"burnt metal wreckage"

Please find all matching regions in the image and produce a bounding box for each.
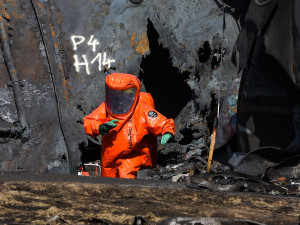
[0,0,299,224]
[0,14,29,143]
[0,0,299,189]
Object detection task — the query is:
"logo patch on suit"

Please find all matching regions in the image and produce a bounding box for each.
[148,111,157,118]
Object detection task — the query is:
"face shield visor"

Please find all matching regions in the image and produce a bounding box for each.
[105,86,137,115]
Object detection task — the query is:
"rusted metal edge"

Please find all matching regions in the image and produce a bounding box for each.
[30,0,72,173]
[0,14,30,142]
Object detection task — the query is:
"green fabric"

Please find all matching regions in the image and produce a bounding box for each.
[100,119,118,135]
[161,133,172,145]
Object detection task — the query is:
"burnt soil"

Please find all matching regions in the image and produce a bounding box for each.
[0,172,299,225]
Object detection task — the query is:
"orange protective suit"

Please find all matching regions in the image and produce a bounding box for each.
[83,73,175,178]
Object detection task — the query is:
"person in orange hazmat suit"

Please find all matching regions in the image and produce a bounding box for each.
[83,73,175,178]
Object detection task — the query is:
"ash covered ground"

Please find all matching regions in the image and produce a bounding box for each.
[0,172,299,225]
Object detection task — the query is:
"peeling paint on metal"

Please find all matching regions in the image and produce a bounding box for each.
[136,32,149,55]
[130,32,149,55]
[130,32,136,47]
[47,19,70,106]
[49,24,56,37]
[1,6,10,21]
[62,78,70,105]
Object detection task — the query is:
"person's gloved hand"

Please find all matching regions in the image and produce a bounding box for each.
[161,133,173,145]
[99,119,118,135]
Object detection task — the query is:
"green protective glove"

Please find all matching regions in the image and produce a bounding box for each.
[161,133,173,145]
[99,119,118,135]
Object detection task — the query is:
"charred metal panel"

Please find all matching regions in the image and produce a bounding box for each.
[0,0,69,173]
[235,0,298,152]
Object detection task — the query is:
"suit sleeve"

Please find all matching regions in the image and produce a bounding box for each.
[143,105,175,137]
[83,102,106,137]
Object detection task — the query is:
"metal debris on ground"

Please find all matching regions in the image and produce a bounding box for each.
[78,161,101,176]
